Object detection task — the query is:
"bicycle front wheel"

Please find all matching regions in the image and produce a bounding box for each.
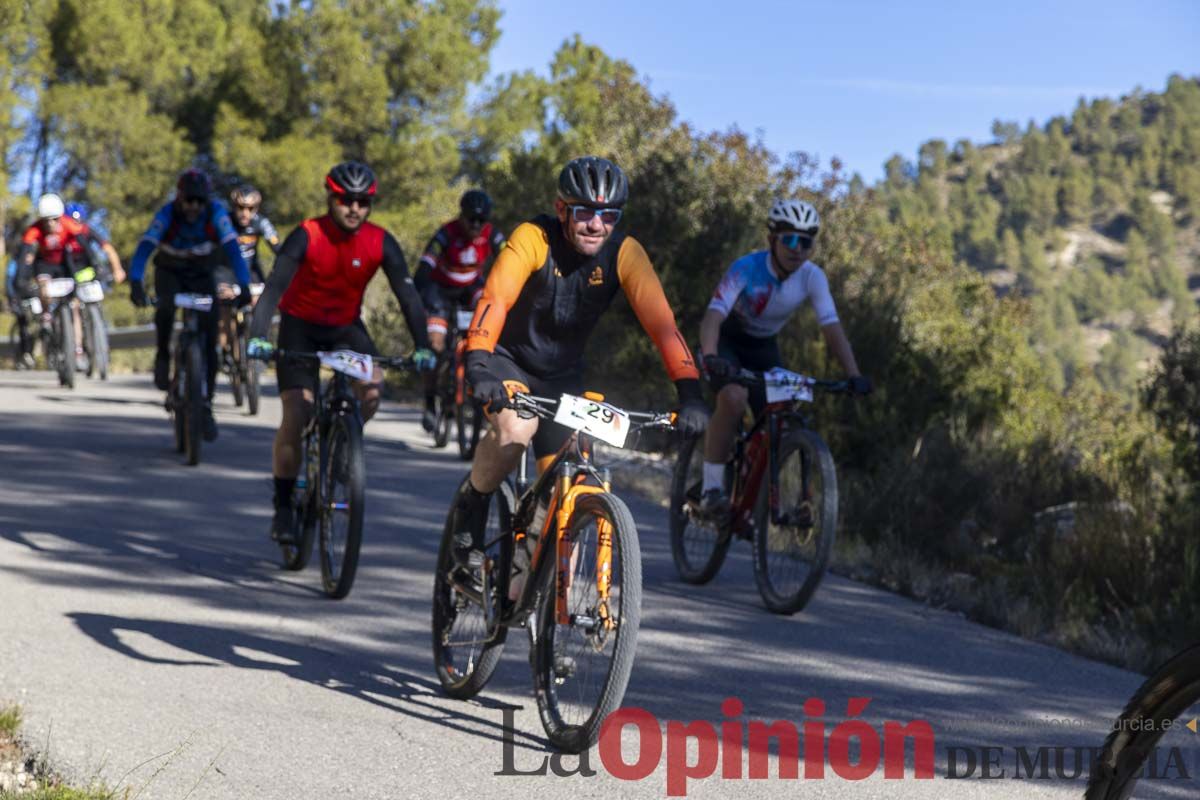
[230,345,244,407]
[245,339,261,416]
[669,433,732,584]
[171,347,186,453]
[319,412,366,598]
[56,304,75,389]
[1087,644,1200,799]
[752,428,837,615]
[86,304,109,380]
[533,492,642,753]
[431,480,515,699]
[456,399,482,461]
[184,339,204,466]
[432,360,452,448]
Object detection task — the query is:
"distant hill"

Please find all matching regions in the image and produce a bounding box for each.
[875,74,1200,394]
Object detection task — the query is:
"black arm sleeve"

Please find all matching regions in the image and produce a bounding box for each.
[248,226,308,341]
[381,233,431,351]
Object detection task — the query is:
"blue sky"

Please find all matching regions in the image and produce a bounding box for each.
[488,0,1200,182]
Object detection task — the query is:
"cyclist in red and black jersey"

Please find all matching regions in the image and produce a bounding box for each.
[17,193,109,370]
[248,161,436,541]
[414,189,505,431]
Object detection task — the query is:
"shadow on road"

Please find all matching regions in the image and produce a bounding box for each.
[68,612,547,753]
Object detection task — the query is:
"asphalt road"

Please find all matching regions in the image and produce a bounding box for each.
[0,369,1195,799]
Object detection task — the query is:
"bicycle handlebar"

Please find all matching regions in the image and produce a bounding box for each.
[267,349,416,371]
[510,392,677,430]
[734,368,851,394]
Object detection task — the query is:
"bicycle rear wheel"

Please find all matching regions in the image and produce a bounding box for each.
[184,338,204,466]
[431,480,515,699]
[319,412,365,598]
[56,304,75,389]
[533,492,642,753]
[752,428,836,614]
[1087,644,1200,799]
[669,433,732,584]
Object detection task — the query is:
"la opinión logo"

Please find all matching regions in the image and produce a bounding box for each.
[496,697,935,796]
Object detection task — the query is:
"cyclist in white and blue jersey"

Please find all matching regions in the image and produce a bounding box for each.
[696,198,872,516]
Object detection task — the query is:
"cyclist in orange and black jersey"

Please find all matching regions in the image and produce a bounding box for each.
[449,156,709,569]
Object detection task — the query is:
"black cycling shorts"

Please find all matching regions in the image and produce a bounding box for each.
[275,312,379,395]
[416,266,483,335]
[487,348,583,459]
[710,327,783,415]
[27,261,70,281]
[213,262,266,288]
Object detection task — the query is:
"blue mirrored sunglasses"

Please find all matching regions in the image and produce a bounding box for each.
[570,205,622,225]
[779,232,815,250]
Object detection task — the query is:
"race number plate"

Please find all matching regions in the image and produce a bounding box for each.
[553,393,630,448]
[317,350,373,381]
[455,310,475,331]
[174,293,213,311]
[763,367,814,404]
[76,281,104,303]
[46,278,76,298]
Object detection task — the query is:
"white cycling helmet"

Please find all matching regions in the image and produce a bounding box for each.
[36,193,65,220]
[767,198,820,233]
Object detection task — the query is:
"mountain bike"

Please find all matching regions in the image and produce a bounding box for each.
[1086,643,1200,798]
[74,271,110,381]
[258,348,415,599]
[431,391,676,753]
[670,367,848,615]
[430,305,484,460]
[164,292,214,466]
[221,282,264,415]
[40,277,79,388]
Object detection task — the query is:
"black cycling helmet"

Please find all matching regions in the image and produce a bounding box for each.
[459,189,492,220]
[177,168,212,198]
[325,161,377,196]
[230,184,262,207]
[557,156,628,208]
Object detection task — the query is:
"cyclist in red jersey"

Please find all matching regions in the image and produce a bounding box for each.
[248,162,437,541]
[414,189,505,432]
[16,193,108,369]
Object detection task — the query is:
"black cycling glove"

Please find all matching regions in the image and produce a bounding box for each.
[129,280,149,308]
[674,378,710,438]
[465,350,510,413]
[702,353,736,382]
[848,375,873,396]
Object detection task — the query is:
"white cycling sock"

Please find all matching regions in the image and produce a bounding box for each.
[702,461,725,493]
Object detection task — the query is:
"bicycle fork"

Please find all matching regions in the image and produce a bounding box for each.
[552,468,615,633]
